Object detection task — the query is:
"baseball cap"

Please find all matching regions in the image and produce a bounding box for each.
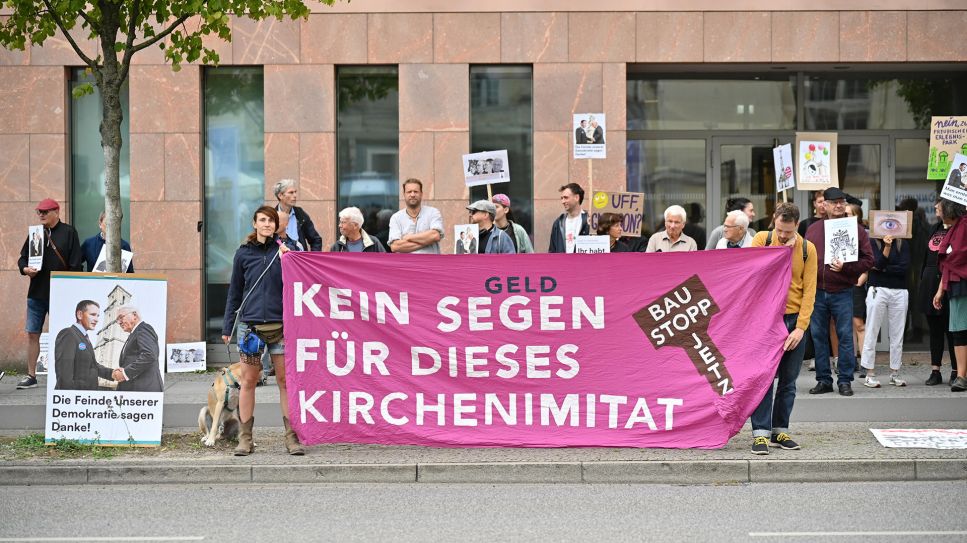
[822,187,847,201]
[466,200,496,215]
[35,198,60,211]
[492,194,511,207]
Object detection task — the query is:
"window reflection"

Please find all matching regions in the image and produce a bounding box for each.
[627,140,706,244]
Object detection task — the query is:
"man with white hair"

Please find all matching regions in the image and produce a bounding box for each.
[645,205,698,252]
[330,207,386,252]
[114,306,163,393]
[273,179,322,251]
[715,210,753,249]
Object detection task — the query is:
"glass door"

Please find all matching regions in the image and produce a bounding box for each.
[712,136,794,237]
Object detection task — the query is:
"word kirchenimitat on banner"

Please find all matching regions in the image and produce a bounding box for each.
[283,250,792,449]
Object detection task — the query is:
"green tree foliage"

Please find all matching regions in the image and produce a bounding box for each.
[0,0,329,271]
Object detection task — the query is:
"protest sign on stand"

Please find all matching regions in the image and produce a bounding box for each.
[589,191,644,236]
[927,116,967,180]
[166,342,206,373]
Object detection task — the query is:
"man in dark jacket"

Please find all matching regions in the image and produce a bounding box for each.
[274,179,323,251]
[81,212,134,272]
[549,183,589,253]
[17,198,83,389]
[114,306,164,393]
[331,206,386,252]
[805,187,874,397]
[54,300,115,391]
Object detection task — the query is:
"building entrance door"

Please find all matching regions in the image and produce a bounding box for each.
[711,137,794,236]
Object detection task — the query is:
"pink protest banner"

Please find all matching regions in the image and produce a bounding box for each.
[282,248,792,449]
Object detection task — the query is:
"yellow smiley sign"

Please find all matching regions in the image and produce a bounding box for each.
[592,192,608,209]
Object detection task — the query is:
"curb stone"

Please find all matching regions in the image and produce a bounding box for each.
[1,460,965,486]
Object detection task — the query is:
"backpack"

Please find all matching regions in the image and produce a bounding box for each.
[766,230,809,262]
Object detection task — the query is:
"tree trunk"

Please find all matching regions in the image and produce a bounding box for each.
[96,6,124,273]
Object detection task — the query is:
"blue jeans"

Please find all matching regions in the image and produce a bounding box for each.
[25,298,49,334]
[810,289,855,385]
[751,314,807,437]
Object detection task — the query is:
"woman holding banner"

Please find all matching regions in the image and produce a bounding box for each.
[492,194,534,253]
[597,212,630,252]
[221,206,305,456]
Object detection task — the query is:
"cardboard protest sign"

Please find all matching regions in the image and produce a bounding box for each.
[590,191,645,237]
[93,246,134,273]
[869,210,912,239]
[773,144,796,192]
[27,225,43,269]
[166,342,206,373]
[573,113,606,159]
[939,153,967,207]
[825,216,859,263]
[795,132,838,190]
[45,273,167,446]
[574,235,610,254]
[462,150,510,187]
[282,249,792,448]
[927,116,967,180]
[454,224,479,254]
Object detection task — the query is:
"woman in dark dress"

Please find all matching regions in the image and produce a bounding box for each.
[920,199,959,385]
[597,213,630,252]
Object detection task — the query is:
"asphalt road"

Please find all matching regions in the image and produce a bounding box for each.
[1,481,966,542]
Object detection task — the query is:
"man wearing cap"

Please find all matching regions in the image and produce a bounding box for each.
[467,200,515,254]
[17,199,83,389]
[805,187,874,397]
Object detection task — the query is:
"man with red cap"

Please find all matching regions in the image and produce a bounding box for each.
[16,198,82,389]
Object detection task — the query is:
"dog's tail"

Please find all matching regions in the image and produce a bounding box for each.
[198,406,209,434]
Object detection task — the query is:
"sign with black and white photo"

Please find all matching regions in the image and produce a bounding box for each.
[27,225,44,269]
[462,150,510,187]
[45,272,167,446]
[36,332,50,375]
[166,342,206,373]
[573,113,606,159]
[93,246,134,273]
[939,152,967,207]
[454,224,479,254]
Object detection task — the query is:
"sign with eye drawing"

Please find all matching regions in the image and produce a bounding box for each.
[868,210,912,239]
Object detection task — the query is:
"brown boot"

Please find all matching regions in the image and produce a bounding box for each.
[283,416,305,456]
[234,417,254,456]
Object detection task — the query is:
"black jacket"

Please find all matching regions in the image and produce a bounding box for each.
[330,230,386,252]
[222,236,285,335]
[54,325,113,391]
[117,321,163,392]
[548,211,590,253]
[292,206,323,251]
[18,221,83,301]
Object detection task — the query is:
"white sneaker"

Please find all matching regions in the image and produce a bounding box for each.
[807,359,815,371]
[863,376,881,388]
[890,374,907,387]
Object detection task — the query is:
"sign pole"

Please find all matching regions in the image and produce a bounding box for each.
[486,184,493,200]
[587,159,593,213]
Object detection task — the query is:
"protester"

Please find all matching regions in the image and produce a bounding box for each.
[846,203,868,374]
[273,178,322,251]
[933,199,967,392]
[80,211,134,272]
[859,231,911,388]
[17,198,83,389]
[388,178,444,254]
[645,205,697,252]
[920,199,960,385]
[492,194,534,254]
[706,197,756,249]
[798,190,826,237]
[259,213,305,382]
[749,202,816,454]
[467,200,515,254]
[373,208,394,252]
[805,187,874,397]
[221,206,303,456]
[331,206,387,253]
[596,213,630,252]
[715,210,753,249]
[549,183,589,253]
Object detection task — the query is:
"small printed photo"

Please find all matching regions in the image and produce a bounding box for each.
[36,332,50,375]
[27,224,44,269]
[573,113,607,159]
[940,153,967,207]
[869,210,913,239]
[454,224,479,254]
[462,150,510,187]
[93,247,134,273]
[166,342,206,373]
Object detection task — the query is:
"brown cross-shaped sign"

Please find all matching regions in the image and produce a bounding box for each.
[633,275,734,396]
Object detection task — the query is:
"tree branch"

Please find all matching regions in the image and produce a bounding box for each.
[128,12,191,55]
[118,0,142,81]
[41,0,96,68]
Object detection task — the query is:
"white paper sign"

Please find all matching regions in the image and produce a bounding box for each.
[939,153,967,207]
[93,246,134,273]
[36,332,50,375]
[453,224,479,254]
[573,113,606,159]
[773,144,796,192]
[824,216,859,263]
[462,150,510,187]
[166,342,206,373]
[871,429,967,449]
[27,225,44,270]
[574,235,610,254]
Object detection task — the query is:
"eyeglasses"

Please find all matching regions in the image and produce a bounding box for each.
[36,210,53,216]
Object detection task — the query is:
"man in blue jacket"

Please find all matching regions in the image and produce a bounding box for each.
[81,212,134,272]
[548,183,589,253]
[467,200,515,254]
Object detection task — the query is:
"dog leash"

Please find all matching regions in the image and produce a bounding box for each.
[220,369,240,412]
